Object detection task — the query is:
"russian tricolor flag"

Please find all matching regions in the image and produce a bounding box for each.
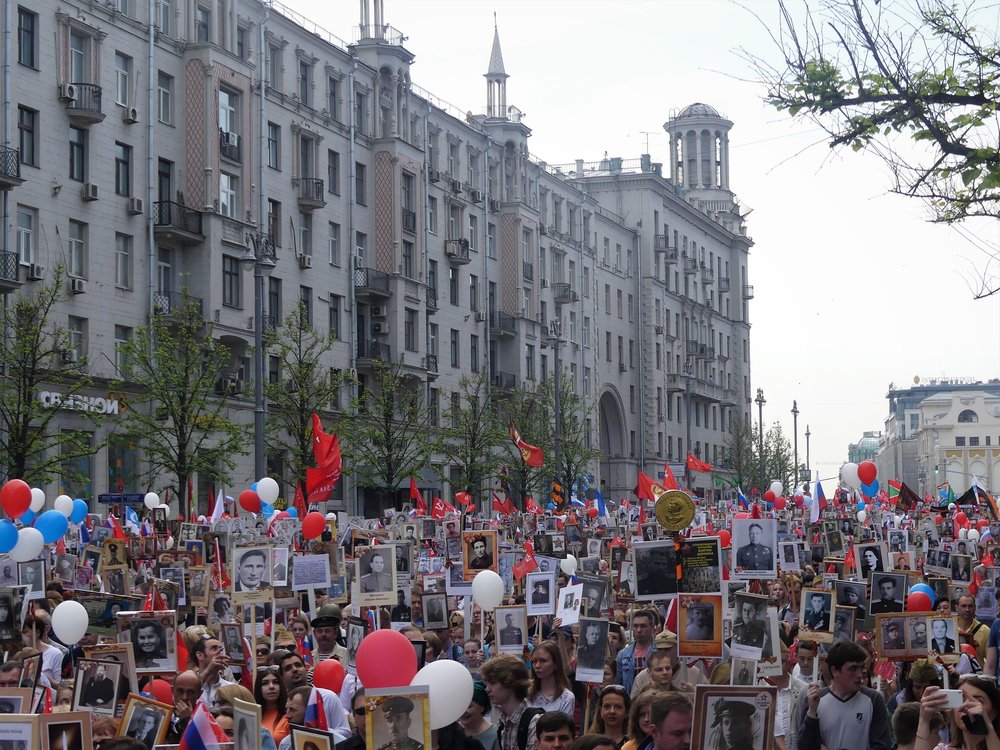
[304,687,328,730]
[594,490,608,518]
[178,703,229,750]
[736,487,749,510]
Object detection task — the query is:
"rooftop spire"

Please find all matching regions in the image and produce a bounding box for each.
[487,19,507,79]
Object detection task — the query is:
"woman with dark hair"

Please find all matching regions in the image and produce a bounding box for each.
[587,685,630,747]
[0,596,15,639]
[255,664,289,745]
[527,640,575,716]
[132,620,168,668]
[916,673,1000,750]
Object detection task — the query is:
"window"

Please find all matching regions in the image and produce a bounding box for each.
[327,76,340,120]
[956,437,967,447]
[617,289,623,318]
[468,214,478,250]
[219,173,237,218]
[429,388,439,427]
[449,267,459,305]
[115,52,132,106]
[109,434,138,492]
[605,332,611,362]
[327,150,340,194]
[114,142,131,196]
[268,199,281,246]
[195,5,211,42]
[68,316,86,359]
[526,344,535,380]
[61,430,93,500]
[297,59,312,106]
[218,89,236,136]
[298,212,312,256]
[157,71,173,124]
[328,222,341,265]
[958,409,979,423]
[402,172,415,211]
[18,107,36,167]
[267,123,280,168]
[354,90,368,133]
[69,31,90,83]
[67,220,86,278]
[236,26,248,59]
[114,325,132,372]
[299,286,312,325]
[405,309,417,351]
[470,335,480,372]
[356,231,367,263]
[355,162,367,205]
[329,295,342,338]
[487,222,496,258]
[17,7,36,68]
[450,329,459,367]
[222,255,241,307]
[267,277,281,326]
[428,197,438,234]
[469,274,479,311]
[628,294,634,322]
[69,127,86,182]
[115,233,132,288]
[402,240,414,278]
[268,355,281,384]
[267,43,281,89]
[16,206,34,264]
[428,323,438,356]
[156,0,172,36]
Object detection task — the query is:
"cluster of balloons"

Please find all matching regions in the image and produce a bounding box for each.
[237,477,281,514]
[0,481,91,557]
[841,460,880,498]
[907,583,936,612]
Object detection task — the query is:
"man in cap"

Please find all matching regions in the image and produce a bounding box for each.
[468,536,493,569]
[377,696,424,750]
[685,602,714,641]
[310,604,348,663]
[713,700,754,749]
[499,613,523,646]
[531,580,549,605]
[883,620,904,650]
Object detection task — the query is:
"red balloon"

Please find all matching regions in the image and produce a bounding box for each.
[793,496,805,508]
[906,591,933,612]
[587,507,599,519]
[0,480,31,519]
[313,657,346,693]
[238,490,261,513]
[718,530,732,548]
[773,496,787,511]
[301,511,326,539]
[734,512,750,520]
[979,519,990,529]
[857,460,877,486]
[934,514,943,524]
[356,629,417,688]
[764,490,776,503]
[149,678,174,705]
[955,511,969,526]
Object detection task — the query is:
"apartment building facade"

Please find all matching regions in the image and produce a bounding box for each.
[0,0,754,513]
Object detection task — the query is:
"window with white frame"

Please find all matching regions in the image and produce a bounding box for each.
[468,214,478,250]
[157,71,173,124]
[428,197,437,234]
[298,212,312,255]
[69,30,90,83]
[327,76,339,120]
[115,233,132,288]
[67,220,86,279]
[156,0,172,36]
[297,59,312,106]
[68,316,86,359]
[328,222,341,265]
[218,90,236,136]
[16,206,34,264]
[114,325,132,372]
[487,222,496,259]
[115,52,132,106]
[219,173,237,218]
[267,43,281,89]
[18,7,37,68]
[195,5,211,43]
[267,122,280,169]
[115,142,132,196]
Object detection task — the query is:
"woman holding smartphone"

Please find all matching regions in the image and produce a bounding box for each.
[916,674,1000,750]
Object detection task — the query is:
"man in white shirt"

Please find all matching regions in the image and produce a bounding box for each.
[191,635,235,707]
[773,642,807,750]
[21,614,62,688]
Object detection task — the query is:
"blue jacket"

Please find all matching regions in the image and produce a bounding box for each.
[615,641,656,693]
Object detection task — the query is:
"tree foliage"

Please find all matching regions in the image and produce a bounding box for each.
[746,0,1000,295]
[0,269,97,485]
[496,382,550,510]
[545,370,603,502]
[115,291,247,510]
[722,413,758,489]
[438,370,506,503]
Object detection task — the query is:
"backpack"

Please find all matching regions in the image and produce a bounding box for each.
[497,707,544,750]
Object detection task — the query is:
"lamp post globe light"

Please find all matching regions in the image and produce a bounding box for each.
[542,319,565,495]
[241,231,276,481]
[754,388,766,499]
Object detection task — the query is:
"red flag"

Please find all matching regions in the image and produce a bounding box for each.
[686,453,713,473]
[636,472,667,502]
[492,492,515,516]
[430,497,447,520]
[874,660,896,682]
[526,497,543,515]
[513,541,538,580]
[106,514,127,540]
[454,492,473,506]
[508,422,544,468]
[410,478,428,515]
[982,549,995,568]
[291,482,308,518]
[312,413,340,470]
[306,413,342,504]
[662,464,680,491]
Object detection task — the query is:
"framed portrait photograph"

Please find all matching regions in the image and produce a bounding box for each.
[495,606,527,653]
[731,518,777,580]
[832,605,856,643]
[72,658,122,715]
[346,617,367,672]
[356,545,397,607]
[411,639,427,671]
[778,542,800,571]
[462,531,498,580]
[691,685,777,750]
[614,560,635,601]
[53,554,78,585]
[103,565,130,597]
[677,537,722,595]
[0,713,37,749]
[0,687,32,713]
[534,555,560,576]
[40,710,92,750]
[186,566,211,608]
[906,615,929,652]
[117,693,172,748]
[577,574,609,618]
[0,588,23,646]
[19,653,40,689]
[880,615,907,655]
[364,687,431,750]
[210,593,237,625]
[271,547,290,588]
[232,696,262,750]
[85,641,139,694]
[730,657,757,686]
[892,550,916,571]
[855,542,888,579]
[869,572,907,615]
[928,614,960,658]
[678,594,723,659]
[555,583,583,627]
[576,617,609,684]
[220,622,246,664]
[17,560,44,601]
[100,539,127,570]
[951,554,973,582]
[291,554,334,592]
[798,588,836,643]
[525,571,556,616]
[730,593,773,660]
[231,546,272,600]
[823,529,845,557]
[116,610,178,673]
[421,594,448,630]
[632,540,678,601]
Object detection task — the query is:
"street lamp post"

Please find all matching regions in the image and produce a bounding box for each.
[754,388,766,497]
[684,359,693,492]
[805,424,811,484]
[543,320,565,501]
[791,400,799,489]
[241,231,276,482]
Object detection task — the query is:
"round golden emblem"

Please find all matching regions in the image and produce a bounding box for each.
[654,490,695,531]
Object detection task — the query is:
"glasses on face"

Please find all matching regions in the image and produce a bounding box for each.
[256,649,270,657]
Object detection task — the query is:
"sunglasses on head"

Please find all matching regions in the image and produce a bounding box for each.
[257,665,280,674]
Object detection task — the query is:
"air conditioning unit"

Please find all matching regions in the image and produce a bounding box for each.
[371,306,387,318]
[428,169,441,183]
[223,131,239,147]
[123,106,139,124]
[127,197,144,215]
[221,377,243,395]
[489,199,501,212]
[469,189,483,203]
[474,311,486,323]
[619,363,628,373]
[654,324,664,335]
[62,350,79,363]
[69,277,87,294]
[371,321,389,335]
[298,254,313,269]
[58,82,78,101]
[450,178,462,193]
[354,256,365,269]
[541,279,549,288]
[81,183,99,201]
[27,264,45,281]
[539,225,548,236]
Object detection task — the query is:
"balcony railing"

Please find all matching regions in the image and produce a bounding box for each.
[153,201,204,237]
[354,267,391,294]
[426,285,438,309]
[0,145,22,185]
[65,83,104,121]
[402,209,417,232]
[445,238,471,264]
[493,371,516,390]
[490,311,516,335]
[0,250,18,283]
[153,290,202,317]
[219,131,242,162]
[523,261,534,280]
[357,339,391,361]
[424,354,438,372]
[297,178,325,208]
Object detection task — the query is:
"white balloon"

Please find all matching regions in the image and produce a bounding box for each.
[856,510,867,524]
[559,554,578,576]
[841,463,860,489]
[51,600,89,645]
[410,659,474,729]
[769,480,783,497]
[9,527,43,562]
[959,527,969,540]
[471,570,504,611]
[157,503,173,520]
[144,492,160,510]
[29,488,45,513]
[257,477,280,504]
[326,513,338,520]
[969,528,981,542]
[53,495,74,517]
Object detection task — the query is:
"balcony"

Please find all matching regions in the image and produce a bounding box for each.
[153,201,204,245]
[490,311,516,338]
[219,131,242,162]
[685,339,700,356]
[357,339,391,365]
[0,146,24,191]
[664,248,679,264]
[718,276,731,293]
[445,238,471,266]
[552,282,579,305]
[153,290,203,318]
[683,257,698,275]
[424,354,439,378]
[721,388,739,407]
[402,209,417,233]
[0,250,21,290]
[425,285,438,313]
[296,178,326,210]
[63,83,105,125]
[523,261,534,281]
[354,267,392,299]
[493,371,517,391]
[744,284,755,299]
[701,266,714,284]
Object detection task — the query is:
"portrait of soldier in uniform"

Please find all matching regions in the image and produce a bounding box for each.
[376,696,424,750]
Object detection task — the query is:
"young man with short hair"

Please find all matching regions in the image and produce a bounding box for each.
[534,712,574,750]
[797,641,891,750]
[647,691,692,750]
[276,650,351,741]
[617,610,657,693]
[481,654,542,750]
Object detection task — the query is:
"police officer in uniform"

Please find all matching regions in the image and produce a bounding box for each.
[736,522,772,571]
[377,696,424,750]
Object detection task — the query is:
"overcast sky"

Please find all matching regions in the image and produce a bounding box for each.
[292,0,1000,482]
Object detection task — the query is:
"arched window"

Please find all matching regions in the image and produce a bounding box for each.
[958,409,979,423]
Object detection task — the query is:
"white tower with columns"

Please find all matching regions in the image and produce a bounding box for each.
[664,103,733,201]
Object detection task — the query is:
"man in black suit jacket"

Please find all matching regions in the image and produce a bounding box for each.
[931,618,956,653]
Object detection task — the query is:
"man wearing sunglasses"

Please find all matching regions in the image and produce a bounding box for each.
[335,690,367,750]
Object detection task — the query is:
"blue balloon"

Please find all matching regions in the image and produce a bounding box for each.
[287,508,298,518]
[261,502,274,517]
[546,502,555,510]
[251,482,259,492]
[856,501,866,511]
[18,509,34,526]
[0,521,17,553]
[803,495,813,507]
[909,583,936,605]
[35,509,69,543]
[70,498,88,523]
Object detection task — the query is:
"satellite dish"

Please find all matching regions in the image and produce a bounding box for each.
[913,375,921,384]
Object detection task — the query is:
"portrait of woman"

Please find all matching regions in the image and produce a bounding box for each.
[130,620,168,669]
[0,595,16,640]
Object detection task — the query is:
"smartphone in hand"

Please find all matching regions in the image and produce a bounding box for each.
[963,713,989,736]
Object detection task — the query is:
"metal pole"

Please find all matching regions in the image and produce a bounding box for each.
[684,361,692,492]
[253,263,265,481]
[554,336,562,496]
[791,400,799,489]
[755,388,766,496]
[805,425,811,481]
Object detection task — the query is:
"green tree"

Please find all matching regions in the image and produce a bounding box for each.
[747,0,1000,296]
[722,413,758,490]
[348,360,440,511]
[545,370,603,504]
[264,304,350,502]
[496,381,550,510]
[438,370,506,505]
[115,291,247,515]
[756,422,795,495]
[0,268,97,485]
